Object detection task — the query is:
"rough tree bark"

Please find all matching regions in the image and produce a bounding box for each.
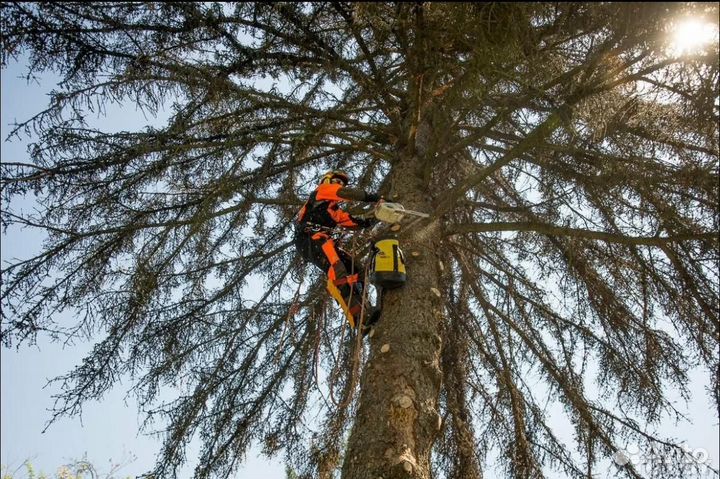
[342,172,444,479]
[342,65,446,477]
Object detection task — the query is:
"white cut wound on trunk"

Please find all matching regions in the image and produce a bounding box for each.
[392,393,413,409]
[386,382,420,472]
[392,449,418,473]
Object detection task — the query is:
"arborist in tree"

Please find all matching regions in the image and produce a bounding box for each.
[295,170,383,334]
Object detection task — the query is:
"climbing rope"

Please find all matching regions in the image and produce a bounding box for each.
[326,263,371,410]
[323,231,376,410]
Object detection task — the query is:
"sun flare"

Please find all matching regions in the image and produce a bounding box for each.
[669,18,718,56]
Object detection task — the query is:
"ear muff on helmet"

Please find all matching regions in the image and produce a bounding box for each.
[320,170,350,185]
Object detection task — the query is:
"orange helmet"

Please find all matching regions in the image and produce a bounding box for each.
[319,170,350,186]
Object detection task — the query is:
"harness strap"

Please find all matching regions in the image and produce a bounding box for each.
[311,231,330,241]
[333,273,359,287]
[321,238,341,266]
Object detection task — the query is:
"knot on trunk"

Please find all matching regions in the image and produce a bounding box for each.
[392,393,414,409]
[384,446,419,474]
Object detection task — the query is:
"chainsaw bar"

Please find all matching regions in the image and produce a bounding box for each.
[398,209,429,218]
[374,202,430,223]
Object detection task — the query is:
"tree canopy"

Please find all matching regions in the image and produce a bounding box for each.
[1,3,718,479]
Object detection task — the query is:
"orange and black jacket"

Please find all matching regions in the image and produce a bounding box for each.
[295,183,379,235]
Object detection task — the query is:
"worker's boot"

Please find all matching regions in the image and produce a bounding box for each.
[360,304,381,337]
[350,279,381,336]
[344,285,380,335]
[327,261,381,334]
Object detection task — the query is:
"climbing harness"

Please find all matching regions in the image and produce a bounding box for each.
[300,221,377,331]
[300,201,429,338]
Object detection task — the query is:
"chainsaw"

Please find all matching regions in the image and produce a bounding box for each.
[373,201,429,224]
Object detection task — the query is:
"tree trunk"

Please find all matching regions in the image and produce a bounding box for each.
[342,142,444,478]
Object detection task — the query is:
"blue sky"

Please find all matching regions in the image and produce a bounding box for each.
[0,57,286,479]
[1,52,719,479]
